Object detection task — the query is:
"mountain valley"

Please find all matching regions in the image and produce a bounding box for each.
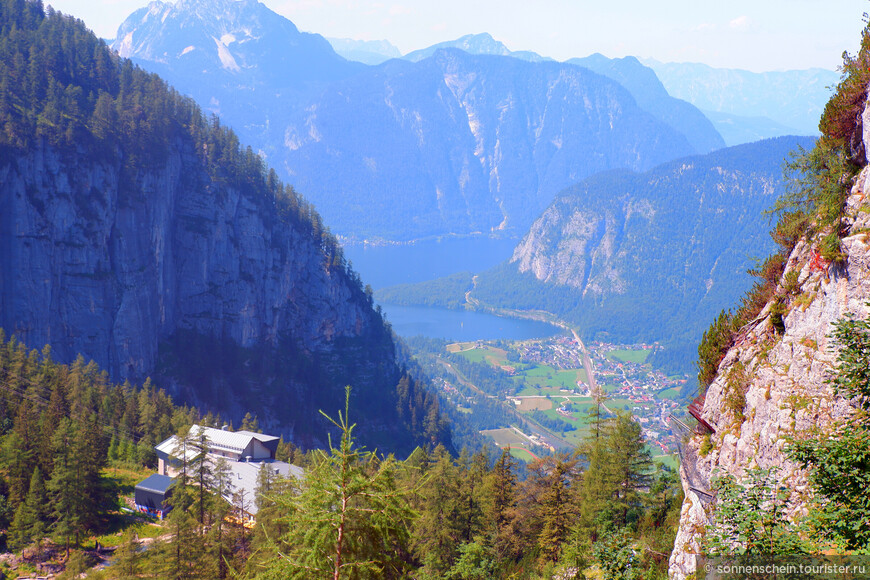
[0,0,867,578]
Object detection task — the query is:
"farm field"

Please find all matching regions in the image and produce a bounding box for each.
[653,453,680,471]
[480,427,532,449]
[515,398,554,411]
[509,447,540,462]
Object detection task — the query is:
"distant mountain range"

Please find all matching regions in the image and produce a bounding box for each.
[112,0,364,151]
[329,33,833,147]
[111,7,719,241]
[279,49,702,240]
[566,53,724,154]
[644,60,835,138]
[402,32,551,63]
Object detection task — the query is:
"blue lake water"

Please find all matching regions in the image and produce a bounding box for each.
[380,304,563,342]
[343,236,517,289]
[343,236,560,341]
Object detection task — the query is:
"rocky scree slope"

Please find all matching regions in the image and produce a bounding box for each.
[667,159,870,578]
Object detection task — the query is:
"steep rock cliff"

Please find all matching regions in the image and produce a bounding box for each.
[0,134,408,444]
[667,164,870,578]
[0,0,445,452]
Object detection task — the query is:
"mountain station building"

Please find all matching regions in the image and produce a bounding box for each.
[135,425,303,520]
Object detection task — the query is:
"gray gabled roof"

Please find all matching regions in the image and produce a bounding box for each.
[213,457,303,515]
[135,473,175,494]
[155,425,280,460]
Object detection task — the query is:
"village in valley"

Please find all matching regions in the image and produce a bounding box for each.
[429,334,689,467]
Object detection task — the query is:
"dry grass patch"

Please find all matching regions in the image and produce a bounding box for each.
[516,397,554,411]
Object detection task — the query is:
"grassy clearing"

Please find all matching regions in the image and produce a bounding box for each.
[515,398,553,411]
[657,387,681,400]
[515,384,570,397]
[104,464,156,496]
[522,367,585,390]
[605,398,634,410]
[447,341,483,353]
[455,345,511,368]
[560,401,598,420]
[457,348,490,363]
[480,428,530,448]
[509,447,539,463]
[607,349,651,364]
[86,464,164,549]
[90,519,164,549]
[538,407,581,426]
[653,453,680,471]
[601,382,621,393]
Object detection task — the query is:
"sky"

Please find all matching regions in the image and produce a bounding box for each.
[45,0,867,72]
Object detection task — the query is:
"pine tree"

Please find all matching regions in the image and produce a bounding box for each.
[240,412,259,433]
[7,468,46,552]
[488,447,517,560]
[255,460,275,514]
[161,481,205,579]
[255,387,414,579]
[608,413,653,526]
[537,459,572,564]
[47,418,86,557]
[210,457,235,579]
[455,449,489,545]
[412,445,463,575]
[109,531,142,579]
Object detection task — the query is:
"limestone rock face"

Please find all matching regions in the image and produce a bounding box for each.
[0,137,392,431]
[667,166,870,579]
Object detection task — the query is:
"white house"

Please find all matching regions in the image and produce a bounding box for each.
[152,425,303,517]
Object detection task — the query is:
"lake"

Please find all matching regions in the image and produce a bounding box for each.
[343,235,518,289]
[379,303,563,342]
[343,235,559,341]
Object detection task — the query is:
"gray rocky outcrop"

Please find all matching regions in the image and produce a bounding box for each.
[667,165,870,579]
[0,137,383,400]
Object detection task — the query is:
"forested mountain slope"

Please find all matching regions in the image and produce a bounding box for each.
[0,0,447,453]
[471,136,815,369]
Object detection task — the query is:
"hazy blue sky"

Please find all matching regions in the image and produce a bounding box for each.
[46,0,865,72]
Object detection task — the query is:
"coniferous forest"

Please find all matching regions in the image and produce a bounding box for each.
[0,333,683,579]
[2,0,870,577]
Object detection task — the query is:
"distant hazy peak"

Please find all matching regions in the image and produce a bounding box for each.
[639,58,837,134]
[640,57,834,74]
[112,0,305,61]
[403,32,551,63]
[327,36,401,65]
[328,37,400,56]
